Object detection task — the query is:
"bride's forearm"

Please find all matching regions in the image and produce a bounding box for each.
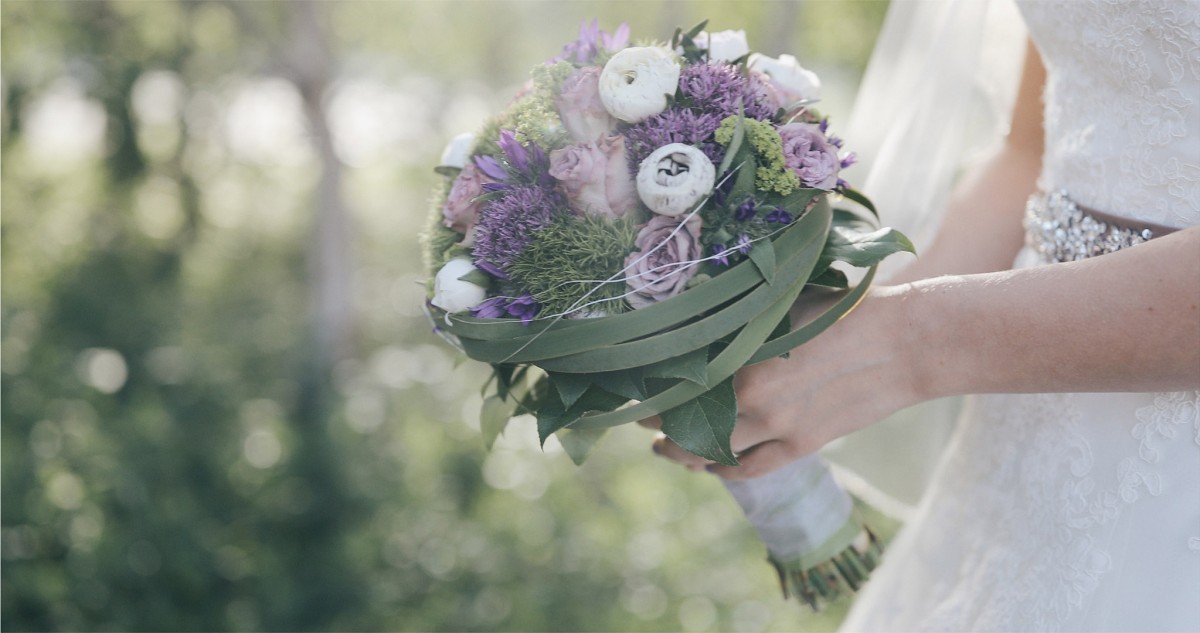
[891,226,1200,399]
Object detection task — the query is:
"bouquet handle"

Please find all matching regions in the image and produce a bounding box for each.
[721,454,882,609]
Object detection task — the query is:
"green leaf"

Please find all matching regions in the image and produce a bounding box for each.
[643,347,709,387]
[659,378,739,466]
[747,238,776,285]
[808,267,849,289]
[778,188,824,216]
[556,427,608,466]
[591,369,647,401]
[822,226,916,269]
[456,268,491,288]
[551,370,645,408]
[684,19,708,40]
[839,187,878,219]
[480,394,512,450]
[831,208,874,231]
[717,113,746,177]
[537,386,629,446]
[550,372,591,409]
[729,149,758,203]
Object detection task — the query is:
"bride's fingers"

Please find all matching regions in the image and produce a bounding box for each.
[706,440,797,480]
[651,433,711,469]
[637,415,662,430]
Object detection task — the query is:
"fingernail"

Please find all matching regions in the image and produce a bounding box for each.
[704,464,717,473]
[652,443,661,455]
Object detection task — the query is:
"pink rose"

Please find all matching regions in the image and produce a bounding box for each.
[556,67,618,143]
[442,162,492,242]
[778,123,840,190]
[548,135,638,219]
[624,214,702,309]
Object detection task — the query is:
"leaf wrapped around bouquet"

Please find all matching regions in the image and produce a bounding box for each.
[423,20,912,609]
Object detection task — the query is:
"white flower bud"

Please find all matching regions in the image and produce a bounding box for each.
[635,144,716,217]
[430,258,488,313]
[693,30,750,63]
[438,132,476,171]
[598,47,681,123]
[749,53,822,104]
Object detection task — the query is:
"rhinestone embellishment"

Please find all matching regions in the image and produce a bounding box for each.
[1024,190,1153,263]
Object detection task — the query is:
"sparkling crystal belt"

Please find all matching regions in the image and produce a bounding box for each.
[1024,190,1179,263]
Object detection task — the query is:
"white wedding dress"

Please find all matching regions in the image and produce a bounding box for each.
[841,1,1200,631]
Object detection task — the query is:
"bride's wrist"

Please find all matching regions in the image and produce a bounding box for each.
[870,282,944,408]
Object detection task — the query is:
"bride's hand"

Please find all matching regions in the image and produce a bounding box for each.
[644,285,923,480]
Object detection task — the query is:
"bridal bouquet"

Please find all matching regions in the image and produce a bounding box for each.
[423,21,910,608]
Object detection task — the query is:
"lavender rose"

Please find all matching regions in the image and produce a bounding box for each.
[778,123,840,190]
[548,135,638,219]
[442,162,493,242]
[557,67,618,143]
[624,214,702,309]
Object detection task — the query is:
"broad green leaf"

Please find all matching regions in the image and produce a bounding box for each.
[591,369,647,401]
[550,372,591,409]
[831,208,874,231]
[480,394,513,450]
[778,188,824,216]
[822,226,916,269]
[556,427,609,466]
[643,347,709,387]
[538,386,629,446]
[808,267,849,289]
[551,370,645,408]
[659,378,739,466]
[747,239,776,285]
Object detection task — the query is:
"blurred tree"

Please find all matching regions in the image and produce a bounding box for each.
[2,1,889,631]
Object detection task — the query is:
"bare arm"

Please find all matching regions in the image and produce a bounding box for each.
[651,41,1200,478]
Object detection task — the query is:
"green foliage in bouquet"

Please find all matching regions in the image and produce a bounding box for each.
[508,215,637,318]
[716,117,802,196]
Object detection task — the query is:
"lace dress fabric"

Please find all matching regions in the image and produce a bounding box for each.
[842,2,1200,631]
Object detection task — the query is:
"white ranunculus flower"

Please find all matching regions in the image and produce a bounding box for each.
[749,53,822,104]
[693,30,750,63]
[438,132,476,171]
[635,143,716,217]
[598,47,681,123]
[430,258,488,313]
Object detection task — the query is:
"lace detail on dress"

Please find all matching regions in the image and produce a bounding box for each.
[1018,0,1200,229]
[910,390,1200,632]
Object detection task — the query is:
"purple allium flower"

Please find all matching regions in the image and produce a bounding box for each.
[624,109,726,173]
[677,63,775,121]
[472,185,566,275]
[764,207,792,224]
[840,152,858,170]
[736,233,753,255]
[554,20,630,65]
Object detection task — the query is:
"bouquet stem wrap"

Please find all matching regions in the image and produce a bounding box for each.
[722,455,882,610]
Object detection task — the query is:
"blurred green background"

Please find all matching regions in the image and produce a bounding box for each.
[1,1,889,630]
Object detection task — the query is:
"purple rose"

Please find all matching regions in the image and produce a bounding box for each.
[442,162,493,242]
[557,67,619,143]
[778,123,840,190]
[548,135,638,219]
[624,214,702,309]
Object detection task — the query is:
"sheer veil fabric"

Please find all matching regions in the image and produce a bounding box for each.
[822,0,1027,520]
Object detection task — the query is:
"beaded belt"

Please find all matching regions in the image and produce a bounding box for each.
[1024,190,1179,263]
